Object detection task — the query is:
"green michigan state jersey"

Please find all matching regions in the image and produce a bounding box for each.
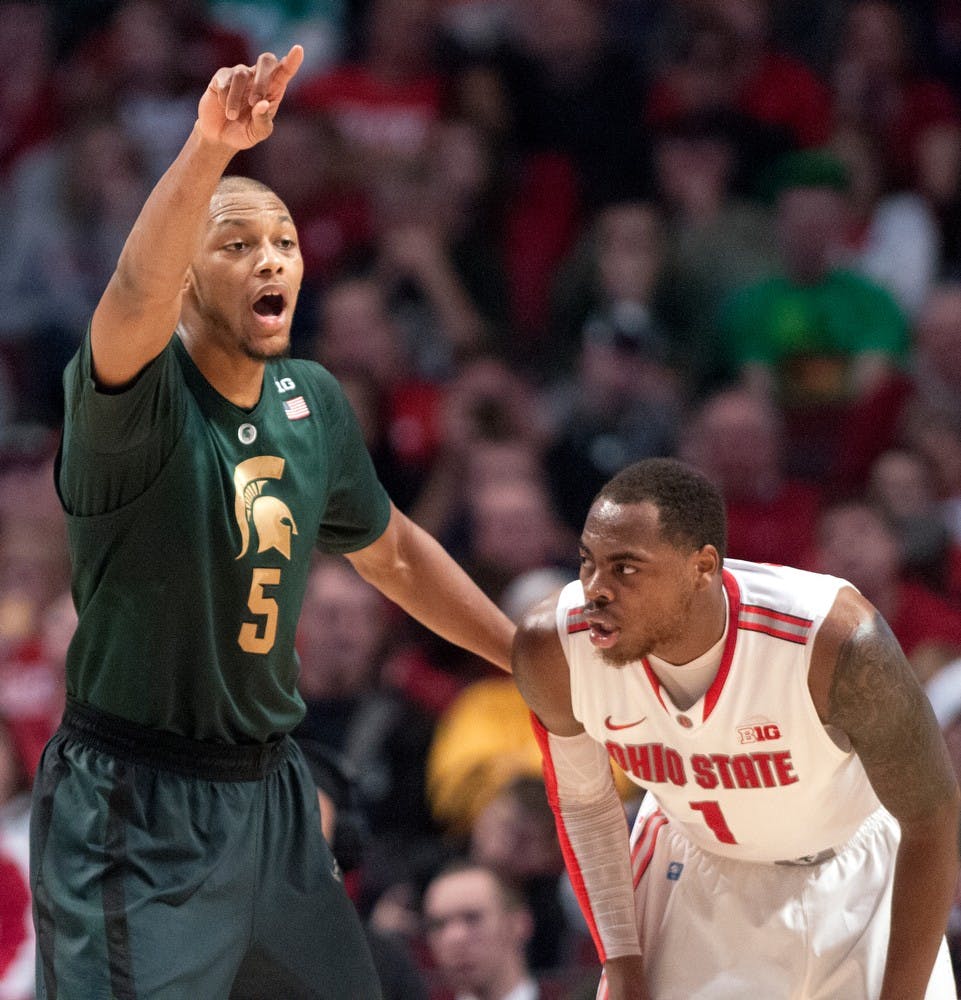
[56,333,391,743]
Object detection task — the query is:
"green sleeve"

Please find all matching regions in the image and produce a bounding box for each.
[313,370,391,554]
[58,330,185,517]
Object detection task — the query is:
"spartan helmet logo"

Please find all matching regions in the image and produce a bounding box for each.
[233,456,298,560]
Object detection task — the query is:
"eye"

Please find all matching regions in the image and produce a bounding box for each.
[277,237,297,250]
[225,241,247,251]
[616,563,638,575]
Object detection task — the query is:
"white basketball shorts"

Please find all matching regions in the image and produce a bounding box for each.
[595,796,957,999]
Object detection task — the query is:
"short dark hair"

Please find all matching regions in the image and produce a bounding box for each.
[424,858,525,914]
[594,458,727,560]
[215,174,277,198]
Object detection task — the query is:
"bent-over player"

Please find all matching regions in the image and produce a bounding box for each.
[512,457,960,1000]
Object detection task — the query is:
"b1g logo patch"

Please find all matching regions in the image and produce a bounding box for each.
[667,861,684,881]
[737,721,782,744]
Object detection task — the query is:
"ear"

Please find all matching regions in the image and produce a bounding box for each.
[692,544,721,589]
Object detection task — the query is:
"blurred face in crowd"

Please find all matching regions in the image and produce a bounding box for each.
[841,1,908,78]
[869,450,936,522]
[683,390,782,501]
[470,480,559,576]
[815,503,900,595]
[916,286,961,389]
[297,559,388,698]
[777,186,846,283]
[316,279,402,387]
[595,202,663,304]
[471,783,563,880]
[423,867,531,997]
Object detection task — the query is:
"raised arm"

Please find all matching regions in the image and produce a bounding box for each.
[512,600,649,1000]
[90,46,304,388]
[344,502,514,672]
[812,587,961,1000]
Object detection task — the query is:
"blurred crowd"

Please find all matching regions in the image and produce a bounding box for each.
[4,0,961,996]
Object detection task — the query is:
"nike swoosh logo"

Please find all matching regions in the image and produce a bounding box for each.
[604,715,647,731]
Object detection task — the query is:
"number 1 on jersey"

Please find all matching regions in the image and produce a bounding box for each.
[689,800,738,844]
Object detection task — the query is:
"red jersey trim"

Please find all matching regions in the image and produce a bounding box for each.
[738,603,812,645]
[631,809,668,889]
[702,571,742,721]
[530,712,607,962]
[566,606,589,634]
[640,657,668,711]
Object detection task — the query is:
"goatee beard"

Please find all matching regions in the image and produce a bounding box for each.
[242,338,291,362]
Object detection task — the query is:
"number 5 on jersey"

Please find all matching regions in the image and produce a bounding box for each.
[239,568,281,653]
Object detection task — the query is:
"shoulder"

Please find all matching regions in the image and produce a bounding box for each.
[726,559,849,621]
[272,357,339,393]
[807,584,908,724]
[268,359,353,424]
[512,591,581,735]
[514,593,563,666]
[813,587,960,824]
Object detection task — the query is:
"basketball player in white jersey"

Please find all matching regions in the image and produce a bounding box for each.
[512,458,960,1000]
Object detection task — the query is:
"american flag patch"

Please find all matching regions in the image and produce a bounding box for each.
[566,606,589,634]
[283,396,310,421]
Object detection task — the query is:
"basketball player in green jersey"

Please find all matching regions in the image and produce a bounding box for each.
[30,46,515,999]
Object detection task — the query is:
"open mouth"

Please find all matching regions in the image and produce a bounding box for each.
[586,617,620,648]
[252,293,285,317]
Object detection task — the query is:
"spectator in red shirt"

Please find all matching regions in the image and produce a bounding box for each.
[0,588,72,780]
[0,712,32,1000]
[0,2,61,181]
[295,0,445,178]
[679,386,822,568]
[645,0,831,153]
[830,0,961,190]
[810,498,961,675]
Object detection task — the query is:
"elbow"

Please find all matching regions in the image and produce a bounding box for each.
[897,781,961,857]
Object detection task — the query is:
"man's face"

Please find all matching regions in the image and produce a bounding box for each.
[186,188,303,361]
[777,187,845,281]
[297,563,386,697]
[423,869,526,995]
[578,500,702,665]
[815,504,900,595]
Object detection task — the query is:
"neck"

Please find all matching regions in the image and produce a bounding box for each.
[176,324,265,409]
[655,577,728,666]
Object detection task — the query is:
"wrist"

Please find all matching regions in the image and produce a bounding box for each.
[189,121,241,164]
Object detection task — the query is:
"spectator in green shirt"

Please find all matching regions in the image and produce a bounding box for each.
[719,149,908,480]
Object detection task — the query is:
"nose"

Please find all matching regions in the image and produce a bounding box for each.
[581,566,612,605]
[254,237,283,274]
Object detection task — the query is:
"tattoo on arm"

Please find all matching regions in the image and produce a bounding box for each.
[828,612,956,823]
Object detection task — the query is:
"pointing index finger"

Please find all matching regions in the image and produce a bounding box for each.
[275,44,305,87]
[264,44,304,106]
[249,44,304,111]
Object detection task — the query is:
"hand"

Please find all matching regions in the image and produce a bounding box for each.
[197,45,304,151]
[604,954,652,1000]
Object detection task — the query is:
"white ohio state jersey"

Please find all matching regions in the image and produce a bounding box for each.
[556,559,884,862]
